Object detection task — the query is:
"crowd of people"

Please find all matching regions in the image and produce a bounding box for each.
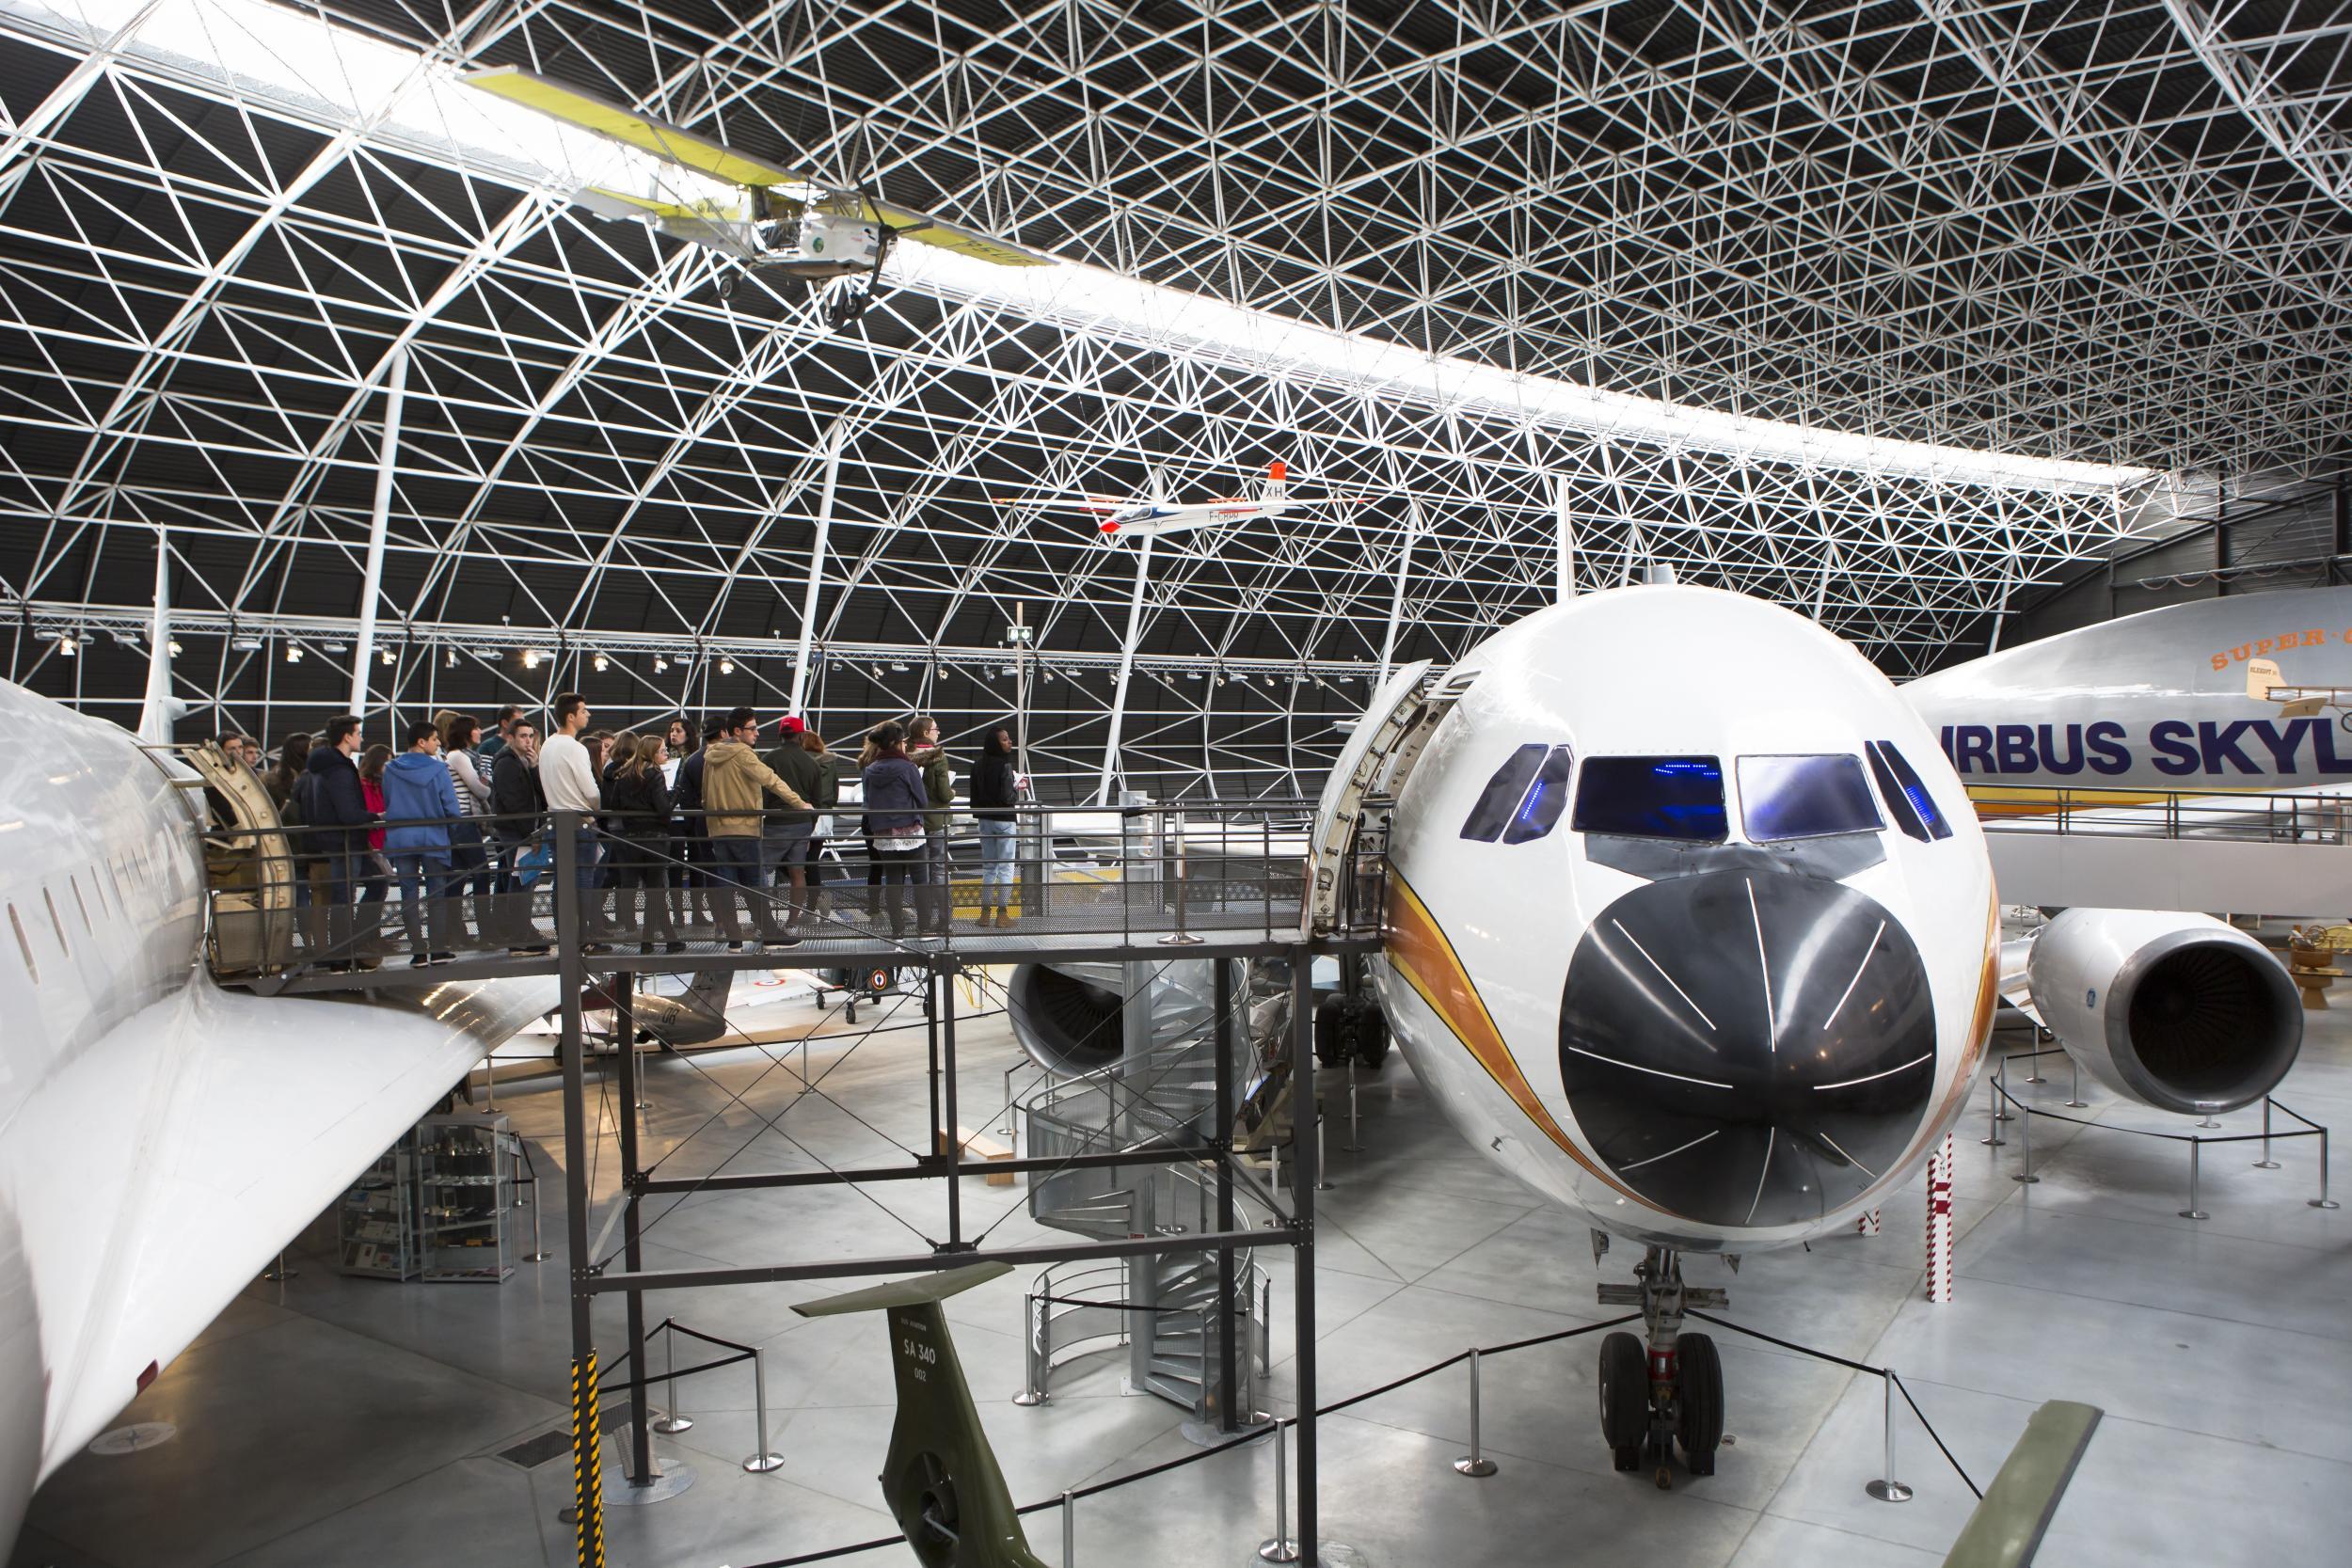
[231,698,1029,970]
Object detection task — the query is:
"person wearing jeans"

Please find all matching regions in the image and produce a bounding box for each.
[381,720,463,962]
[537,691,612,948]
[971,723,1020,927]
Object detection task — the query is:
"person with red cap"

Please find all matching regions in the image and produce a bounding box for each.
[760,714,838,935]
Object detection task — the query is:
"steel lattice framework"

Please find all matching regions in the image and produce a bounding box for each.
[1,0,2344,796]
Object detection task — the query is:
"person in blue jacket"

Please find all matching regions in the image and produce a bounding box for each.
[382,719,464,963]
[302,715,378,967]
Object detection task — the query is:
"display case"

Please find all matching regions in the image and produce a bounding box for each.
[339,1131,421,1279]
[417,1113,515,1283]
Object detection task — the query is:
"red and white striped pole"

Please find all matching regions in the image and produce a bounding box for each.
[1855,1208,1880,1236]
[1926,1133,1954,1304]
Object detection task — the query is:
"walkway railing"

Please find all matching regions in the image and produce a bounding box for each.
[198,797,1376,981]
[1971,783,2351,844]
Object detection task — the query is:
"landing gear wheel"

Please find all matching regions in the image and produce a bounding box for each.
[1351,1004,1391,1070]
[714,267,739,302]
[1675,1332,1724,1477]
[1597,1331,1648,1458]
[1314,992,1351,1069]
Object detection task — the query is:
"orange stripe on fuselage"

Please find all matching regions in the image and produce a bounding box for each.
[1383,868,1647,1207]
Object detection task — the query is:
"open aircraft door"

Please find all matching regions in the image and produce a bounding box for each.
[1303,658,1469,936]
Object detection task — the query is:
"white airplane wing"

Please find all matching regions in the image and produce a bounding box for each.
[8,974,551,1479]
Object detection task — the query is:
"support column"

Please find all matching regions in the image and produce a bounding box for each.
[1376,500,1420,684]
[787,419,849,717]
[554,814,606,1565]
[1289,950,1318,1561]
[615,978,651,1488]
[1215,958,1239,1432]
[1096,535,1153,806]
[349,346,409,716]
[1553,475,1575,604]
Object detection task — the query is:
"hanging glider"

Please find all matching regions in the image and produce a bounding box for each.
[463,67,1053,322]
[1008,461,1358,540]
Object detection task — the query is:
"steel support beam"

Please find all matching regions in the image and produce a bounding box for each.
[347,346,408,717]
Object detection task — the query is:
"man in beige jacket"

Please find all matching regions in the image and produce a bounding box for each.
[702,705,811,947]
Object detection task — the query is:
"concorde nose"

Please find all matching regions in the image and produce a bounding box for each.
[1557,869,1937,1230]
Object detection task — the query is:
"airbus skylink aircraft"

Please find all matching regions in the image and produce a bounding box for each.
[0,680,549,1548]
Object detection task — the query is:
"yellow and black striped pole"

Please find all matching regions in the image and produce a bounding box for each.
[571,1349,606,1568]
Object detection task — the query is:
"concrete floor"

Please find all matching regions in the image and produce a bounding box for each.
[14,983,2352,1568]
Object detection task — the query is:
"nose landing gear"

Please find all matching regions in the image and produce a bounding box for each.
[1597,1244,1726,1487]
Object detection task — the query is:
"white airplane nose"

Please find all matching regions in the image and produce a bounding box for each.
[1559,868,1936,1229]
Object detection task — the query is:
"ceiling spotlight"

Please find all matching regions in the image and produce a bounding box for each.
[1000,666,1016,678]
[443,648,457,668]
[521,648,542,670]
[718,657,735,675]
[379,648,395,665]
[230,635,262,652]
[653,655,668,673]
[592,652,610,673]
[166,637,183,657]
[889,660,910,673]
[324,641,348,654]
[55,632,77,657]
[285,644,303,663]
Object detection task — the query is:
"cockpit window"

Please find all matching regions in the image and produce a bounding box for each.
[1501,746,1577,845]
[1737,754,1883,842]
[1571,756,1727,842]
[1459,744,1549,842]
[1866,740,1953,842]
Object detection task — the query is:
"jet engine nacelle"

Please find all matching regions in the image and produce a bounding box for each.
[2025,908,2301,1116]
[1006,962,1131,1077]
[1006,958,1290,1078]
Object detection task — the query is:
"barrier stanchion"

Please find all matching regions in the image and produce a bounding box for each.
[1256,1420,1297,1563]
[262,1249,296,1282]
[744,1347,786,1473]
[2013,1091,2040,1185]
[1015,1291,1049,1406]
[1451,1349,1498,1478]
[1864,1370,1914,1503]
[2181,1138,2209,1221]
[1061,1489,1075,1568]
[2312,1129,2340,1210]
[1315,1116,1334,1193]
[2255,1099,2280,1169]
[651,1324,692,1434]
[2065,1057,2087,1108]
[1927,1136,1953,1305]
[1980,1070,2005,1148]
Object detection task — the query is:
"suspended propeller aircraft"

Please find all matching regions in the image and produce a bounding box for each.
[463,67,1054,325]
[1009,461,1356,540]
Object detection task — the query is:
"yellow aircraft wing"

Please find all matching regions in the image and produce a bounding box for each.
[871,198,1056,268]
[576,186,749,222]
[465,66,806,191]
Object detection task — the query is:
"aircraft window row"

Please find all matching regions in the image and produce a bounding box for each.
[1865,740,1952,842]
[1572,756,1728,842]
[1736,754,1883,842]
[43,889,68,958]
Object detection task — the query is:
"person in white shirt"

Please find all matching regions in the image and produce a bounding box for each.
[536,692,613,946]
